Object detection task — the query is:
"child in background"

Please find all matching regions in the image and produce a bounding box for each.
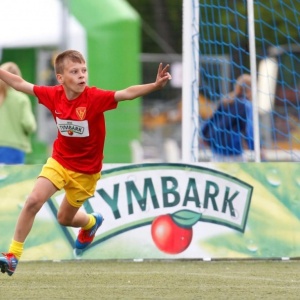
[0,62,36,164]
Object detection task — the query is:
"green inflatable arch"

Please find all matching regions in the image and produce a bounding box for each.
[71,0,141,163]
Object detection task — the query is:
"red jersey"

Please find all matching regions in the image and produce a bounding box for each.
[34,85,117,174]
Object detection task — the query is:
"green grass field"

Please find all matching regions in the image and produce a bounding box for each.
[0,260,299,299]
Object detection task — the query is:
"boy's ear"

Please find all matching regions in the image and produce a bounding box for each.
[56,73,63,84]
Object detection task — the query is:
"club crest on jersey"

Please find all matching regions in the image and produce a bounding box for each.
[76,107,86,120]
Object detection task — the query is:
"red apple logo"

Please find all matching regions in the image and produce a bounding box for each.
[151,210,201,254]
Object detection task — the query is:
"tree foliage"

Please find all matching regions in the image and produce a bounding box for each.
[126,0,299,55]
[126,0,182,53]
[199,1,300,55]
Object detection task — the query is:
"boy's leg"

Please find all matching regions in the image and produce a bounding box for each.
[74,212,103,251]
[57,196,103,251]
[0,176,58,276]
[57,195,89,227]
[56,171,103,252]
[13,177,58,243]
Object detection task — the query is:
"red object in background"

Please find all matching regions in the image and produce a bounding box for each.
[151,214,193,254]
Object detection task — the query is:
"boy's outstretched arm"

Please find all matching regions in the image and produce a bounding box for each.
[0,69,34,96]
[115,63,172,102]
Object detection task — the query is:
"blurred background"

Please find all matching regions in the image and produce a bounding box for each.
[0,0,183,164]
[1,0,300,164]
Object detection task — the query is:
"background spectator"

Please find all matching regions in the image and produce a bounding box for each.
[0,62,37,164]
[201,74,254,162]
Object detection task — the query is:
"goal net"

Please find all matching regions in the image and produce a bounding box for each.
[184,0,300,162]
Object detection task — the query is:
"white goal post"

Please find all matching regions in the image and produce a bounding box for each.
[181,0,199,162]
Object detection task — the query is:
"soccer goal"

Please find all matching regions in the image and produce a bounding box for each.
[182,0,300,162]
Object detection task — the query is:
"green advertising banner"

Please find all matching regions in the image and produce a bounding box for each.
[0,162,299,261]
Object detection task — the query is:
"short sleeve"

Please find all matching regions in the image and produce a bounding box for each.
[33,85,58,111]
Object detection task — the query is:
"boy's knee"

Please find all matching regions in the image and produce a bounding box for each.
[24,194,44,214]
[57,212,71,226]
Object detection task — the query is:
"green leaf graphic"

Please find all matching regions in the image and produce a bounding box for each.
[171,210,201,228]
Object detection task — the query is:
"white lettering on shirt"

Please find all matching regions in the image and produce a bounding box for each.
[56,117,89,137]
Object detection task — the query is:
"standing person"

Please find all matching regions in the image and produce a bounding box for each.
[0,50,172,276]
[0,62,37,164]
[201,74,254,162]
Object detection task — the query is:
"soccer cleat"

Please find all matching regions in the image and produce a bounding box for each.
[0,252,18,276]
[75,212,103,250]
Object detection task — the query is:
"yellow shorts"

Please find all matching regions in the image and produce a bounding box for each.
[39,157,101,208]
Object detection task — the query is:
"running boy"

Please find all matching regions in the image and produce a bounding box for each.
[0,50,172,276]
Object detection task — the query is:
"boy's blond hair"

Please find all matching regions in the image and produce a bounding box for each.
[54,50,86,74]
[234,74,251,97]
[222,74,252,105]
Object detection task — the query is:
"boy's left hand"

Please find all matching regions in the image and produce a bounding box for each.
[155,63,172,89]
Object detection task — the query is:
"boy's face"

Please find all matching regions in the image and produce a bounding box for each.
[56,58,88,99]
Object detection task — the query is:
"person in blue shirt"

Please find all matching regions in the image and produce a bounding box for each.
[201,74,254,162]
